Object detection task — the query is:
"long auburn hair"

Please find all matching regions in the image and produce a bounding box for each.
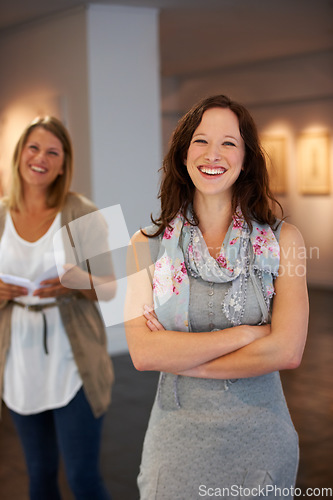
[147,94,282,237]
[7,116,73,212]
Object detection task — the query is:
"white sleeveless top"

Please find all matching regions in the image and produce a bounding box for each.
[0,212,82,414]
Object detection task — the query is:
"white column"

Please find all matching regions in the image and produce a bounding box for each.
[87,4,161,236]
[86,5,161,353]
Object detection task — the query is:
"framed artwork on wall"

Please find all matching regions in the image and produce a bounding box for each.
[297,131,331,195]
[261,135,287,195]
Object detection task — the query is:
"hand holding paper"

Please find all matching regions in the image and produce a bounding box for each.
[0,265,65,297]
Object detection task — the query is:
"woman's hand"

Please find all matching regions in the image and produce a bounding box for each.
[144,305,270,339]
[143,305,272,346]
[59,264,91,290]
[0,279,28,301]
[34,264,99,300]
[33,277,70,299]
[58,263,116,301]
[144,305,165,331]
[246,323,271,342]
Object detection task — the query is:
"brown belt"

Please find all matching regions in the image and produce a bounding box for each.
[11,300,60,355]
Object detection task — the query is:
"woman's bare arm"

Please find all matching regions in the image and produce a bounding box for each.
[179,223,309,378]
[34,265,117,302]
[125,230,271,373]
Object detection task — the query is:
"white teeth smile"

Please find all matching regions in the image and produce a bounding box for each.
[199,166,226,175]
[31,166,47,173]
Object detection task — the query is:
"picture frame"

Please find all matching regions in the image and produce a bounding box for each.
[261,135,287,195]
[297,131,331,195]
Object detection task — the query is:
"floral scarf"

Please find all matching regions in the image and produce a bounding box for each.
[152,209,280,331]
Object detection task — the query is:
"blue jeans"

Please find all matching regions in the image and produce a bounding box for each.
[9,387,111,500]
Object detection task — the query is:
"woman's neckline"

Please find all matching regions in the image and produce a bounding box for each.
[8,211,60,245]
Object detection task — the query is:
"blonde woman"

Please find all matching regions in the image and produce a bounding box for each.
[0,117,114,499]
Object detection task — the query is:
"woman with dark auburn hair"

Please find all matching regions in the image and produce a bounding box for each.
[0,116,115,499]
[125,95,309,499]
[151,94,278,235]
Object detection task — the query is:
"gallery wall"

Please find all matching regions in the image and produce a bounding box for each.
[254,98,333,288]
[0,7,91,198]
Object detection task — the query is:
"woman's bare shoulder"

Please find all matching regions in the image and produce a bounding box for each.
[131,229,149,245]
[279,221,305,247]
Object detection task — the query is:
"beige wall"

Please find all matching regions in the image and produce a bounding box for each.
[0,7,92,198]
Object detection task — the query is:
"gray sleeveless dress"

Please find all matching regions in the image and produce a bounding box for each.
[138,225,299,500]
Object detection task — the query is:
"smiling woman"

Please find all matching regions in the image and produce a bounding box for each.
[184,107,245,204]
[125,94,309,499]
[0,116,114,499]
[8,116,73,216]
[20,127,65,181]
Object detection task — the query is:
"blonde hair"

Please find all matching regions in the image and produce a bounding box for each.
[8,116,73,212]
